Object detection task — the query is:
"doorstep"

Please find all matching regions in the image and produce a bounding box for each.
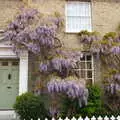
[0,110,18,120]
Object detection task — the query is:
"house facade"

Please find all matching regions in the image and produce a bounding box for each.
[0,0,120,118]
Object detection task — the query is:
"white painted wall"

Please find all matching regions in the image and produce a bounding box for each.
[19,50,28,95]
[0,47,17,58]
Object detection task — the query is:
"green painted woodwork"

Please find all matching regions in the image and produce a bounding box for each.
[0,60,19,109]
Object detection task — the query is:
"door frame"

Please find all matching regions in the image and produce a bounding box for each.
[0,44,28,95]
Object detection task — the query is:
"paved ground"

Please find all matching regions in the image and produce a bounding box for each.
[0,116,19,120]
[0,118,18,120]
[0,110,18,120]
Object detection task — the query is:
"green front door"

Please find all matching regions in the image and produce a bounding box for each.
[0,60,19,109]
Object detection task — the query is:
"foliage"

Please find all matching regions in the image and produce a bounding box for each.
[103,32,116,40]
[39,53,82,78]
[4,8,89,117]
[46,76,88,117]
[59,85,102,118]
[4,8,63,56]
[5,6,120,116]
[78,85,102,117]
[79,30,120,112]
[78,30,100,45]
[13,92,50,120]
[47,77,88,107]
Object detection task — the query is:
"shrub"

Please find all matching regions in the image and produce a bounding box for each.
[78,85,102,117]
[13,92,49,120]
[59,85,102,118]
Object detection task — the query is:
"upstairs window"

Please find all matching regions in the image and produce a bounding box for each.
[66,1,92,33]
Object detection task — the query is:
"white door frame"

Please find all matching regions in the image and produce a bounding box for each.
[0,45,28,95]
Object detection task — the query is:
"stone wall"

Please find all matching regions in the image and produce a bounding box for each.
[0,0,23,29]
[92,0,120,34]
[27,0,120,87]
[1,0,120,36]
[1,0,120,87]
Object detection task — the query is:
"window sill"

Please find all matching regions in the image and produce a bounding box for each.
[65,31,80,34]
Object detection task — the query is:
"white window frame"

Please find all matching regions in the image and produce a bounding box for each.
[75,53,94,84]
[65,1,92,33]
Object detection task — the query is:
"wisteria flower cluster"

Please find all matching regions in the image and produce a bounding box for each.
[111,46,120,54]
[79,30,120,99]
[47,78,88,107]
[79,30,100,44]
[56,49,84,61]
[106,83,120,94]
[39,57,80,77]
[79,31,120,55]
[114,73,120,80]
[4,8,63,55]
[105,73,120,94]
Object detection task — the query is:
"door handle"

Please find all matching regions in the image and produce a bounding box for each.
[8,74,11,80]
[7,86,12,89]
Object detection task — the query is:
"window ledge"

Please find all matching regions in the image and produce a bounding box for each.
[65,31,80,34]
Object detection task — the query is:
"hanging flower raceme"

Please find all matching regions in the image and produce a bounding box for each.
[47,77,88,107]
[106,83,120,94]
[105,73,120,94]
[114,73,120,80]
[39,63,50,74]
[39,56,79,77]
[39,58,71,76]
[50,58,72,71]
[35,26,55,48]
[79,30,100,44]
[111,46,120,54]
[4,8,63,55]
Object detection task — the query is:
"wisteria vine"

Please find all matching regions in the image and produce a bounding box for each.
[4,8,89,116]
[47,77,88,107]
[4,8,62,55]
[79,30,120,96]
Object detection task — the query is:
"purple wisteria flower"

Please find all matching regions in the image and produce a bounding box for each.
[4,8,62,55]
[39,63,49,73]
[106,83,120,94]
[111,46,120,54]
[47,78,88,107]
[114,73,120,80]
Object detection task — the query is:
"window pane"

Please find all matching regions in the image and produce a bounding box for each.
[67,17,77,32]
[75,70,80,78]
[73,54,93,83]
[12,62,19,66]
[80,56,85,61]
[86,55,91,61]
[80,62,85,69]
[81,70,86,78]
[66,17,91,32]
[75,61,80,69]
[80,2,91,16]
[2,62,8,66]
[67,2,91,17]
[66,2,91,32]
[86,79,92,85]
[87,70,92,78]
[87,62,92,69]
[85,3,91,16]
[67,3,77,16]
[81,17,91,25]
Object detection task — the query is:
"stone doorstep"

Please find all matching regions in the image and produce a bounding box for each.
[0,110,17,120]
